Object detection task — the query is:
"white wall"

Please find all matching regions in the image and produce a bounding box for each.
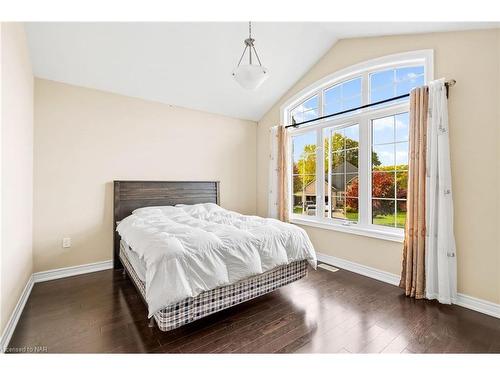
[33,79,257,272]
[0,23,34,335]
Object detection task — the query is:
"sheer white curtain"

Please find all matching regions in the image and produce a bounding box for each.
[425,78,457,304]
[268,126,279,218]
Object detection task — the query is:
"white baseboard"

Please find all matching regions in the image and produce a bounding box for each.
[455,293,500,319]
[1,259,113,353]
[316,251,500,320]
[33,259,113,283]
[316,252,400,286]
[0,275,34,353]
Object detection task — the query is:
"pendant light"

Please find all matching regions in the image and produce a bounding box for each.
[232,22,269,90]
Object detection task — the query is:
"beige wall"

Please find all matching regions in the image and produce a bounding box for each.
[0,23,34,334]
[33,79,257,272]
[257,29,500,304]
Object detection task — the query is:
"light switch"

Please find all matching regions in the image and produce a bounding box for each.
[62,237,71,248]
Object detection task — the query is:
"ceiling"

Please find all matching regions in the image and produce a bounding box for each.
[25,22,498,121]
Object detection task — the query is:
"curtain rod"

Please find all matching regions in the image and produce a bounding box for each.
[285,79,456,129]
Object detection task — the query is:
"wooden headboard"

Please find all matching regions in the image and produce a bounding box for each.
[113,180,220,269]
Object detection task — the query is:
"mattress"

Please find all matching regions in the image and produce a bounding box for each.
[119,240,309,331]
[121,241,146,281]
[116,203,316,317]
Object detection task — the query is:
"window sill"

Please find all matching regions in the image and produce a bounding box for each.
[290,217,404,243]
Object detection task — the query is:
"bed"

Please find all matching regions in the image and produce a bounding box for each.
[113,180,316,331]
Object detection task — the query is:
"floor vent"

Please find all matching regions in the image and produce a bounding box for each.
[318,263,339,273]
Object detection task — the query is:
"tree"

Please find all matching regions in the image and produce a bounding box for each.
[371,172,395,200]
[294,133,406,216]
[345,171,408,217]
[345,177,359,213]
[295,144,317,189]
[325,133,381,171]
[294,134,381,178]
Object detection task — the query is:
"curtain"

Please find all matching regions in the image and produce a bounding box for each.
[268,126,279,219]
[400,86,428,299]
[268,126,289,222]
[400,79,457,304]
[425,79,457,304]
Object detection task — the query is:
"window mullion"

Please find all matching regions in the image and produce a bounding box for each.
[316,127,324,219]
[358,116,370,226]
[362,71,369,105]
[359,73,370,227]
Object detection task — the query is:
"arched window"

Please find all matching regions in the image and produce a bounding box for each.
[283,50,433,241]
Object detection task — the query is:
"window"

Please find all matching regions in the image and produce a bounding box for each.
[290,95,319,124]
[370,66,425,103]
[371,113,409,228]
[284,51,432,241]
[324,124,359,221]
[324,78,362,115]
[292,132,316,215]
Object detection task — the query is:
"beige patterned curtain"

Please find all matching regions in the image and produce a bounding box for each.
[277,126,289,222]
[400,87,429,299]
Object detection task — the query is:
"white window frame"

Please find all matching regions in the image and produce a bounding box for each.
[282,50,434,242]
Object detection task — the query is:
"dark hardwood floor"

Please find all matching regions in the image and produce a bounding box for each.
[7,265,500,353]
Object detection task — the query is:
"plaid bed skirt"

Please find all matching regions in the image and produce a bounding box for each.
[119,241,308,331]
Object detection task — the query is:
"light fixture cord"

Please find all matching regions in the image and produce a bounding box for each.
[235,21,264,68]
[250,22,263,67]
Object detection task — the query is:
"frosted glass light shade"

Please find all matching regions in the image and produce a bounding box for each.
[232,64,269,90]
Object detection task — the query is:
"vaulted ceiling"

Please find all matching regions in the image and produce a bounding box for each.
[25,22,498,121]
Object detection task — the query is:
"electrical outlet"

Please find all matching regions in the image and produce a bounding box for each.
[62,237,71,248]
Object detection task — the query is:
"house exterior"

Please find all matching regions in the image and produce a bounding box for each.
[294,162,358,215]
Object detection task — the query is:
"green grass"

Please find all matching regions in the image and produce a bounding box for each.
[345,212,358,221]
[373,212,406,228]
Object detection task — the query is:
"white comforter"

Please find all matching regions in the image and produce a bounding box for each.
[116,203,316,316]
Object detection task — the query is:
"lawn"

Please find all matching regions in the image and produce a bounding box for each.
[345,212,358,221]
[373,212,406,228]
[293,206,406,228]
